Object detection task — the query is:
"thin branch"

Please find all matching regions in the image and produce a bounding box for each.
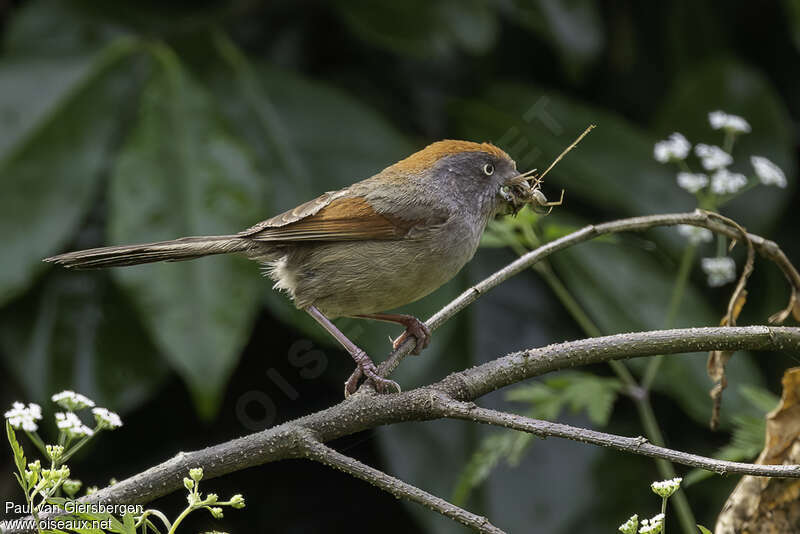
[378,209,800,378]
[297,432,506,534]
[434,397,800,478]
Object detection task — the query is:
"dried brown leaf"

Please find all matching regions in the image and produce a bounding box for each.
[715,368,800,533]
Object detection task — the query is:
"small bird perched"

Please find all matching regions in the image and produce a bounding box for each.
[45,140,557,395]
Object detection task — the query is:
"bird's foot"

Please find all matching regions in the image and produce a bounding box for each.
[392,317,431,355]
[344,351,400,397]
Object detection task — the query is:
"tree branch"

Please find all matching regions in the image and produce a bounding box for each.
[435,397,800,478]
[296,431,506,534]
[4,325,792,531]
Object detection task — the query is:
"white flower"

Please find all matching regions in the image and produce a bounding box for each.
[651,477,683,498]
[4,402,42,432]
[55,412,94,438]
[52,390,95,411]
[92,407,122,430]
[751,156,787,188]
[710,168,747,194]
[676,172,708,193]
[654,133,691,162]
[677,225,713,244]
[619,514,639,534]
[695,144,733,171]
[702,257,737,287]
[708,110,751,134]
[638,514,665,534]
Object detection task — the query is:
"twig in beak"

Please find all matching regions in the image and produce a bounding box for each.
[539,124,595,181]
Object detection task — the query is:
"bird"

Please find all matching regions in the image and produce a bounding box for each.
[45,140,556,395]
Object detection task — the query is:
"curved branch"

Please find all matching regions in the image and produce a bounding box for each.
[435,397,800,478]
[379,209,800,377]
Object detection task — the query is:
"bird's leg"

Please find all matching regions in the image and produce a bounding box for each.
[355,313,431,355]
[305,306,400,397]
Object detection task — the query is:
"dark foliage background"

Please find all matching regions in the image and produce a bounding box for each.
[1,1,799,532]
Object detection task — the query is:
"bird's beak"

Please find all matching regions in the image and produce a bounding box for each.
[502,172,564,215]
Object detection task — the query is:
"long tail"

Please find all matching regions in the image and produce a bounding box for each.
[44,235,255,269]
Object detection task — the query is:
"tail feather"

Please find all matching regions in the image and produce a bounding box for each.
[44,235,254,269]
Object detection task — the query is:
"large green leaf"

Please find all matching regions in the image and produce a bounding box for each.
[3,0,125,56]
[0,269,168,414]
[334,0,498,57]
[0,39,141,306]
[505,0,605,80]
[108,46,266,417]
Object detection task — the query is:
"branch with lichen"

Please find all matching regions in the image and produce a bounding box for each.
[6,211,800,534]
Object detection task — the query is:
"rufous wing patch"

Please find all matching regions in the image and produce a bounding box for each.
[243,195,413,242]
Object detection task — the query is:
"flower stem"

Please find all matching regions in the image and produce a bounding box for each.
[167,505,194,534]
[641,242,698,390]
[59,432,96,465]
[24,431,48,458]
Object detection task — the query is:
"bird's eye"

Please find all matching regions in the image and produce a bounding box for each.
[483,163,494,176]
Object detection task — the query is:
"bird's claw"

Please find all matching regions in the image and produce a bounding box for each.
[344,360,401,397]
[392,318,431,355]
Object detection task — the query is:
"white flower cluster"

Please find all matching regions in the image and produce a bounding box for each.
[92,407,123,429]
[654,110,788,199]
[677,225,713,244]
[710,168,747,194]
[56,412,95,438]
[52,390,95,411]
[638,513,665,534]
[4,390,125,442]
[654,133,690,163]
[751,155,787,187]
[701,257,737,287]
[695,143,733,171]
[676,172,708,193]
[651,477,682,498]
[4,402,42,432]
[708,110,751,133]
[618,514,639,534]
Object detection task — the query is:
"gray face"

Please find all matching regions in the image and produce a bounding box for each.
[432,151,520,217]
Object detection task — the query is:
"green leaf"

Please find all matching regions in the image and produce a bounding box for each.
[0,39,141,307]
[739,384,779,413]
[506,0,604,80]
[697,525,713,534]
[4,0,125,56]
[507,372,622,426]
[451,432,532,506]
[334,0,498,58]
[0,268,168,412]
[108,45,266,417]
[6,420,28,487]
